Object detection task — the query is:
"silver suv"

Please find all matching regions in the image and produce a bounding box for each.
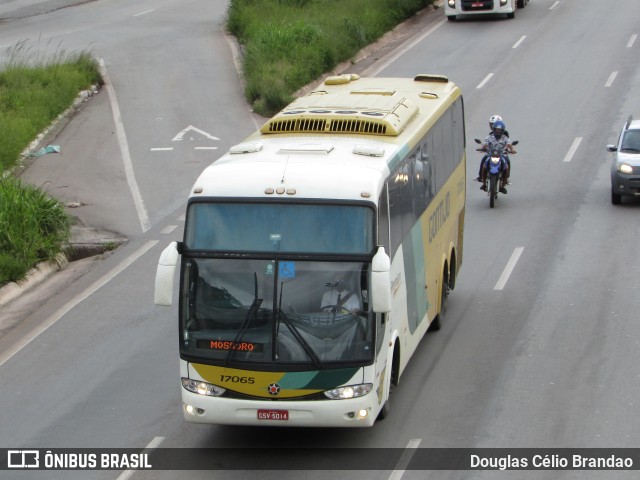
[608,115,640,205]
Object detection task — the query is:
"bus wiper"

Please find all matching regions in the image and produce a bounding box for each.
[225,273,262,366]
[273,282,284,361]
[276,313,323,369]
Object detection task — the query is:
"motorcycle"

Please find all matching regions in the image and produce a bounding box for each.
[474,138,518,208]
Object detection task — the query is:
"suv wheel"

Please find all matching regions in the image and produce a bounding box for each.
[611,189,622,205]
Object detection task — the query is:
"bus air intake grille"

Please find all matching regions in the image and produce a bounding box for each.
[260,94,418,136]
[266,118,328,133]
[330,119,386,134]
[263,117,387,135]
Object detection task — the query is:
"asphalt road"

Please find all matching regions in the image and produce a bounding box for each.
[1,0,640,479]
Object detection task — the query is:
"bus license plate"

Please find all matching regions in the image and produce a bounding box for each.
[257,409,289,421]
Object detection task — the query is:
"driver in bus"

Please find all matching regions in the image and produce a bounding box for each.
[320,276,361,314]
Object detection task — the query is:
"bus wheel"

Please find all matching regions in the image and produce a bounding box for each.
[378,348,398,420]
[378,379,392,420]
[429,269,449,332]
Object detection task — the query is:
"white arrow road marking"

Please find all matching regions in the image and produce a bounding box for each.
[172,125,220,142]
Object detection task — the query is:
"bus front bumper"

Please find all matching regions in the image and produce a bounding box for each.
[182,390,378,427]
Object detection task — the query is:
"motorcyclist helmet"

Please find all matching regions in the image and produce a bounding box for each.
[489,115,502,129]
[492,120,506,137]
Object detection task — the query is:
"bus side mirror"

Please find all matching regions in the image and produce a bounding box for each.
[371,246,392,313]
[154,242,180,306]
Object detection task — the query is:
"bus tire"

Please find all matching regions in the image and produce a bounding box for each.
[429,268,449,332]
[378,345,398,420]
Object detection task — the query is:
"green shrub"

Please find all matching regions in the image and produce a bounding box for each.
[0,176,70,284]
[227,0,434,115]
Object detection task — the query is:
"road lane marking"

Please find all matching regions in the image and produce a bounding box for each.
[512,35,527,49]
[194,146,218,150]
[549,1,560,10]
[604,71,618,87]
[160,225,177,234]
[150,147,173,151]
[477,73,494,89]
[388,439,421,480]
[172,125,219,142]
[133,9,155,17]
[563,137,583,163]
[0,241,158,369]
[115,436,165,480]
[494,247,524,291]
[627,34,637,48]
[99,58,151,233]
[365,18,446,77]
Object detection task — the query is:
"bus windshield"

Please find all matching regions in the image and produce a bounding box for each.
[180,258,374,366]
[185,202,374,254]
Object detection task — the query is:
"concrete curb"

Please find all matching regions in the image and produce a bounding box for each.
[0,254,68,307]
[0,225,127,308]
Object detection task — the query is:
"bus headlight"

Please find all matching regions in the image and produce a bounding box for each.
[182,377,226,397]
[324,384,372,400]
[618,163,633,174]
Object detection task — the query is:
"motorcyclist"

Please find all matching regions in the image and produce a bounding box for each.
[479,120,516,194]
[475,115,511,183]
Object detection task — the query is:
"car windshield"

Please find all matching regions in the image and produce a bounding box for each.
[620,130,640,152]
[179,258,374,367]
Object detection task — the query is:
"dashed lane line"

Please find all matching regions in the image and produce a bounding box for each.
[388,439,422,480]
[494,247,524,291]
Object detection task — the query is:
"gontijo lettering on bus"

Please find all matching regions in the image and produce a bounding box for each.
[428,191,450,243]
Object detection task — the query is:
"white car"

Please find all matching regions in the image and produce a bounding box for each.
[445,0,528,21]
[608,115,640,205]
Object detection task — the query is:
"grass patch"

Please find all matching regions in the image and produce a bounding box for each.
[0,176,71,285]
[0,42,102,286]
[0,41,102,172]
[227,0,434,115]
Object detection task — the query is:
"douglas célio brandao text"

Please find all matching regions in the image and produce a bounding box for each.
[470,453,634,470]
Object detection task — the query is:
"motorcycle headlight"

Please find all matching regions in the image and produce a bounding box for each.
[490,156,501,165]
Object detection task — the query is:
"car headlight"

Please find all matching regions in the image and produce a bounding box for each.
[618,163,633,174]
[182,377,226,397]
[448,0,455,7]
[324,384,372,400]
[500,0,508,5]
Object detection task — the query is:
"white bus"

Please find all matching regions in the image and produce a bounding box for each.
[155,74,466,427]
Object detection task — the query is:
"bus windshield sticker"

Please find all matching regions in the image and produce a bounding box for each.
[264,262,275,275]
[279,261,296,279]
